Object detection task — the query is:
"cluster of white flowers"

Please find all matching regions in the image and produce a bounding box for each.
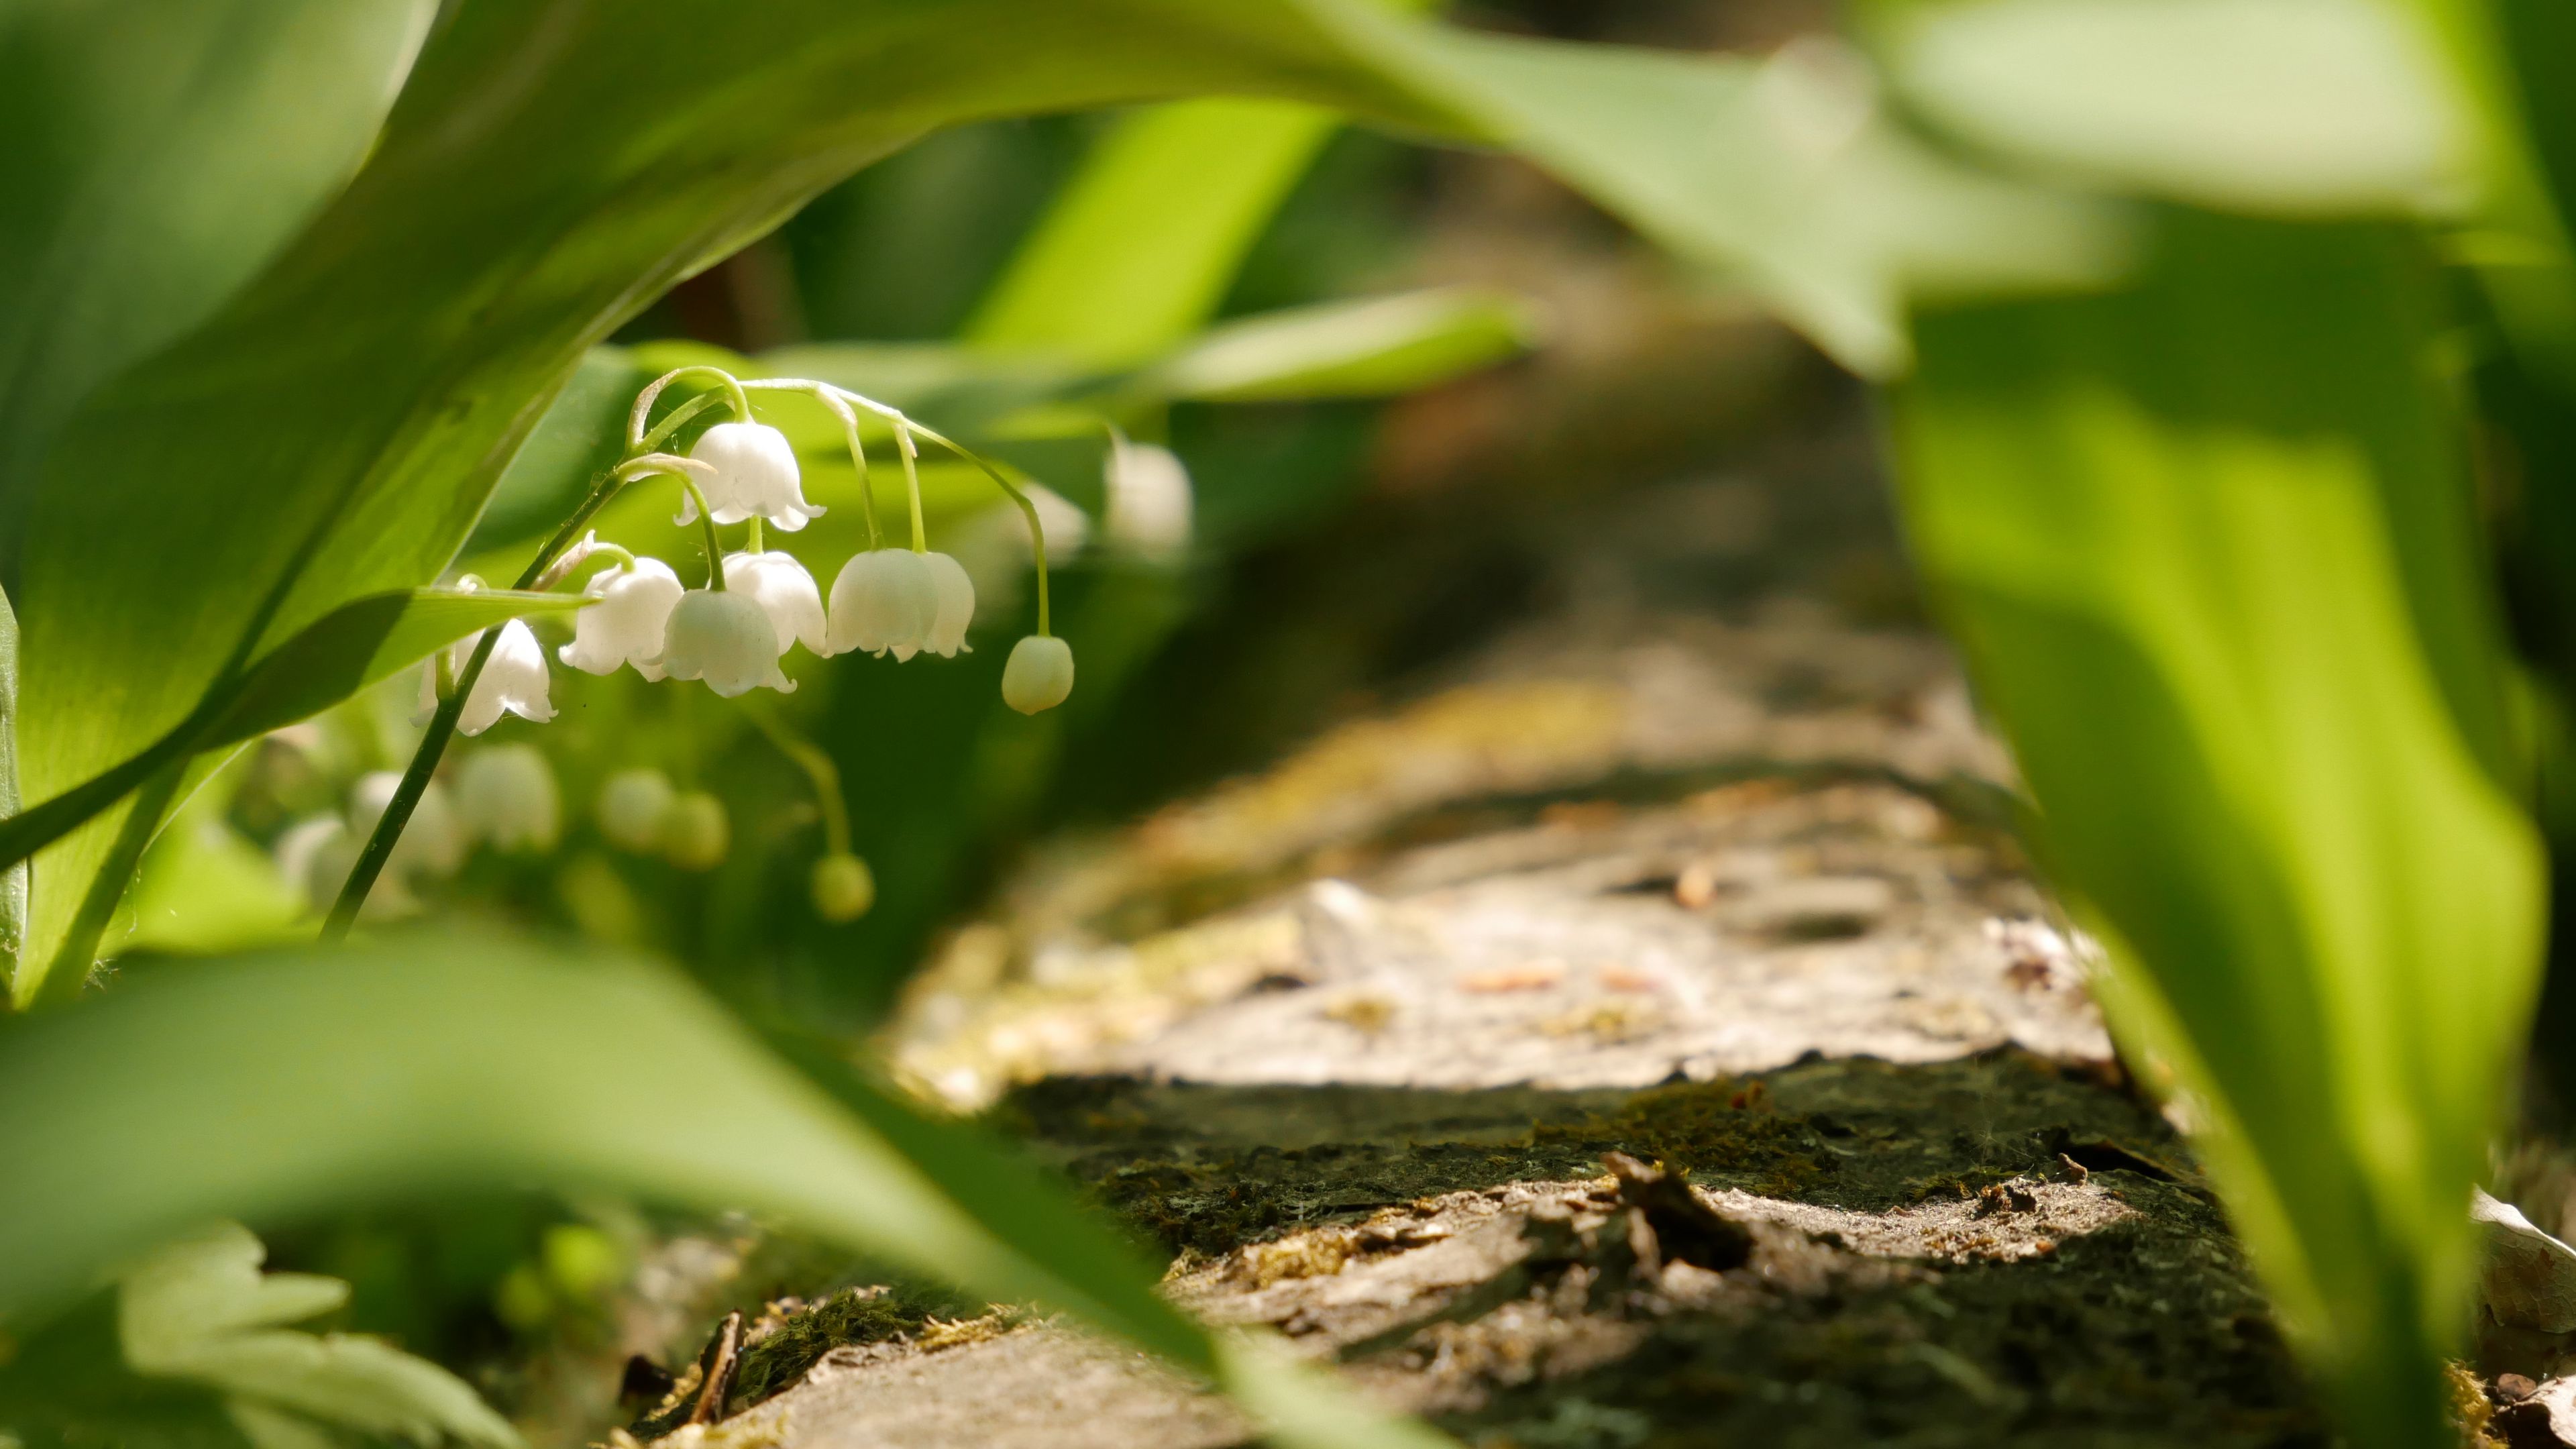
[276,747,561,918]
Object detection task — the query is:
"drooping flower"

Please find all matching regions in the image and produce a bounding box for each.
[920,551,976,659]
[596,768,677,853]
[455,743,561,853]
[825,549,936,658]
[349,771,466,879]
[415,621,555,735]
[680,421,824,532]
[1106,438,1193,559]
[721,549,828,657]
[558,558,682,678]
[663,791,730,871]
[651,588,792,697]
[810,853,875,922]
[1001,635,1075,715]
[274,816,364,918]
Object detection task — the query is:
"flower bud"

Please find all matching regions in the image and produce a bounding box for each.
[810,853,875,922]
[350,771,466,879]
[1001,635,1075,714]
[1106,439,1193,559]
[559,558,683,679]
[455,743,561,853]
[826,549,936,658]
[416,620,556,735]
[922,551,976,658]
[662,790,730,871]
[596,768,676,853]
[722,550,828,657]
[682,421,824,531]
[653,588,792,698]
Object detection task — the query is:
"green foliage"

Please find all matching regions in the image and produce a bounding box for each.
[1,584,19,972]
[0,1221,513,1449]
[1140,288,1539,402]
[965,100,1346,365]
[0,935,1444,1449]
[0,0,436,575]
[1890,211,2542,1448]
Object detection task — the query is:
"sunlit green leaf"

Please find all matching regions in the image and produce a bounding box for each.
[1889,210,2541,1449]
[1144,287,1538,400]
[0,0,436,573]
[1,584,19,975]
[1887,0,2477,216]
[967,101,1346,365]
[0,934,1446,1449]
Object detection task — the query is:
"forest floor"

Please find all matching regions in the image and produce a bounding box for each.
[600,513,2344,1446]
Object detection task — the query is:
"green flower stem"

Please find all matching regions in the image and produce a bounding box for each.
[636,390,725,456]
[743,703,851,855]
[322,455,647,940]
[820,391,882,549]
[902,419,1053,639]
[741,378,892,552]
[894,425,927,554]
[746,516,764,555]
[627,366,749,448]
[677,474,728,589]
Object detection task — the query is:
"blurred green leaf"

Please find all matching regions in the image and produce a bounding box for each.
[117,1222,516,1449]
[5,0,2114,1000]
[0,934,1447,1449]
[1,584,20,976]
[0,590,583,890]
[462,347,641,556]
[0,0,435,577]
[1886,0,2478,217]
[1889,211,2541,1449]
[1143,287,1539,401]
[967,101,1346,365]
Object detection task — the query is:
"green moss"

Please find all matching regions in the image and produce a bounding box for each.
[1533,1079,1838,1198]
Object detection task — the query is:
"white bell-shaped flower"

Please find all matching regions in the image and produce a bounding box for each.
[275,816,361,918]
[1001,635,1075,715]
[455,743,561,853]
[652,588,792,697]
[826,549,936,659]
[558,558,682,679]
[415,621,555,735]
[596,767,677,853]
[680,422,824,532]
[722,550,828,657]
[350,771,466,879]
[921,551,976,658]
[1106,439,1193,559]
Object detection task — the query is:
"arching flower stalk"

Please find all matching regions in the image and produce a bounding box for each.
[328,365,1080,935]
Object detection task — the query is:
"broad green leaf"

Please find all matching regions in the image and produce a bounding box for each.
[0,934,1446,1449]
[118,1222,516,1449]
[7,0,2112,999]
[1329,17,2131,373]
[966,101,1346,364]
[0,0,435,578]
[461,345,641,555]
[0,590,582,898]
[1887,0,2477,217]
[1142,287,1538,401]
[1888,211,2541,1449]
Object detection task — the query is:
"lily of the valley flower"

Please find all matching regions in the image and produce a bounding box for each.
[663,791,730,871]
[596,767,678,853]
[351,771,466,879]
[455,744,561,853]
[559,558,683,678]
[1106,438,1193,559]
[1001,635,1075,715]
[921,551,976,658]
[680,421,824,532]
[722,550,828,657]
[417,620,555,735]
[826,548,933,657]
[653,588,792,697]
[810,853,875,922]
